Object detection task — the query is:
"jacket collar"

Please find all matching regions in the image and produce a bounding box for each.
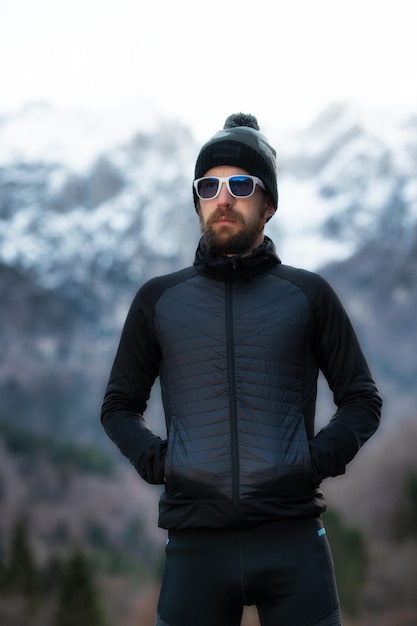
[193,236,281,280]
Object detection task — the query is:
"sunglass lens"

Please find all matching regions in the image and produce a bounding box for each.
[229,176,254,197]
[197,178,220,199]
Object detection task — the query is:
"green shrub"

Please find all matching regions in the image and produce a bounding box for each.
[53,548,108,626]
[323,508,368,619]
[0,421,113,476]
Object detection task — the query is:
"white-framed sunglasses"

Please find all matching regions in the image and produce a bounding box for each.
[193,175,265,200]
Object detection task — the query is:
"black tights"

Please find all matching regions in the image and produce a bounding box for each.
[155,517,341,626]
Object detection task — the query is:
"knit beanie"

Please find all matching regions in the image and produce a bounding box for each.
[194,113,278,214]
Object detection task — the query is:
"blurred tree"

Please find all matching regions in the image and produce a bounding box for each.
[0,557,6,590]
[41,553,66,596]
[1,517,40,614]
[391,468,417,542]
[323,508,368,619]
[53,547,108,626]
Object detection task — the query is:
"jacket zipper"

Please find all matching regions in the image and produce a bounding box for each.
[225,279,240,521]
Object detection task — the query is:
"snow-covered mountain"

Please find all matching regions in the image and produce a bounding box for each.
[0,101,416,442]
[0,102,198,294]
[1,101,416,289]
[272,102,417,268]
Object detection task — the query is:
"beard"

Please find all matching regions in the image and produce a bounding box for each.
[200,206,267,256]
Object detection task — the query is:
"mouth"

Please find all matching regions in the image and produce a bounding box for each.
[215,216,235,223]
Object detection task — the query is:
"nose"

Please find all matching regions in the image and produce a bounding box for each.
[217,181,234,204]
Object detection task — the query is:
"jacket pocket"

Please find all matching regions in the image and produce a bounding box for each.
[164,418,177,494]
[308,442,323,487]
[247,413,316,497]
[164,414,232,500]
[136,440,167,485]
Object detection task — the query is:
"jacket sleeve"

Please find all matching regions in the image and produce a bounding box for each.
[100,283,167,485]
[308,274,382,482]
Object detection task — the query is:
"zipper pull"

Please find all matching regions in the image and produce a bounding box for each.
[230,256,241,270]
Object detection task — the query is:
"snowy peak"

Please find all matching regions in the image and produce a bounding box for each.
[0,105,199,292]
[0,101,185,171]
[271,102,417,268]
[1,100,416,289]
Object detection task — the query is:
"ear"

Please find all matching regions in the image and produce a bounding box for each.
[264,200,276,222]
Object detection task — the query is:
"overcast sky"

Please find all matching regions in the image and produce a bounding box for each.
[1,0,416,141]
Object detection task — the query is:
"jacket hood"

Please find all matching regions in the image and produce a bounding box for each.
[193,235,281,280]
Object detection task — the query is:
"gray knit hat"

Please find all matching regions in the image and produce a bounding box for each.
[194,113,278,213]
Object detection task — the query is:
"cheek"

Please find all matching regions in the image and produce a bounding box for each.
[198,202,215,222]
[197,205,211,228]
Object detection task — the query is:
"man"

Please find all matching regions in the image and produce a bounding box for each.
[101,113,382,626]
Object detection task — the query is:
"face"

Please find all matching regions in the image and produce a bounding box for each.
[196,166,275,256]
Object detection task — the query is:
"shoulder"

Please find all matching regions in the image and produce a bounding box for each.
[270,264,335,296]
[134,266,198,306]
[268,264,347,323]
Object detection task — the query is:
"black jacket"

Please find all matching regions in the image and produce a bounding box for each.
[101,237,382,529]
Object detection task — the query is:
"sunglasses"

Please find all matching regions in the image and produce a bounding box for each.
[193,175,265,200]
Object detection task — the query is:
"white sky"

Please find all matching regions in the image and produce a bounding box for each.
[1,0,416,142]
